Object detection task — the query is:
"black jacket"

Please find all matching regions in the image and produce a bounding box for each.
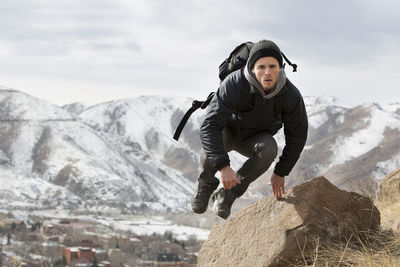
[200,69,308,177]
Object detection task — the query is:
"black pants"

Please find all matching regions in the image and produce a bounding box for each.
[198,128,278,197]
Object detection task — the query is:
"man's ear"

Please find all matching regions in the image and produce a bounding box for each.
[251,67,255,74]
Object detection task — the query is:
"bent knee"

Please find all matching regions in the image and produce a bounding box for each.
[253,135,277,161]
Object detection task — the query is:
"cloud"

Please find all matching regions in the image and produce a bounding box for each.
[0,0,399,106]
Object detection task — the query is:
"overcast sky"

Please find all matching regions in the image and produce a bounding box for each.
[0,0,399,106]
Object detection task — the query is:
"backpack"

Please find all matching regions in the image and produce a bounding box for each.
[173,42,254,141]
[173,42,296,141]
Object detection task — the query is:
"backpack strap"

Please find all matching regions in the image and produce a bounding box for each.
[281,52,297,72]
[173,92,215,141]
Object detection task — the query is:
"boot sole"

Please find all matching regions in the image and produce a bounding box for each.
[191,189,212,214]
[212,201,230,219]
[191,199,208,214]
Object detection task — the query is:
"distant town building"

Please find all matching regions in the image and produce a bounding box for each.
[63,247,95,264]
[148,253,189,267]
[0,219,25,230]
[79,247,95,262]
[63,247,79,264]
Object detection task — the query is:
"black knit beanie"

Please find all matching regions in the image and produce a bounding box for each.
[248,40,283,69]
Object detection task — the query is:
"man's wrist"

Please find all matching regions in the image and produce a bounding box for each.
[273,167,286,178]
[219,164,231,171]
[215,160,230,171]
[219,165,231,173]
[272,172,284,178]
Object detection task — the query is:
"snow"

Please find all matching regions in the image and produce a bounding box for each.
[0,92,199,212]
[371,152,400,181]
[6,207,210,241]
[309,111,329,129]
[79,95,201,166]
[335,114,345,124]
[0,89,74,120]
[303,95,349,108]
[0,168,78,204]
[329,105,400,167]
[304,95,349,129]
[382,103,400,113]
[10,123,46,175]
[30,253,50,260]
[96,216,210,240]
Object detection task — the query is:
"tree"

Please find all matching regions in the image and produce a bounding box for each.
[164,230,174,242]
[92,257,98,267]
[53,258,66,267]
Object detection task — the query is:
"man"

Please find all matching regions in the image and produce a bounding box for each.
[191,39,308,219]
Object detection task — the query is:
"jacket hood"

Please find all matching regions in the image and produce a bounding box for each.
[244,60,286,100]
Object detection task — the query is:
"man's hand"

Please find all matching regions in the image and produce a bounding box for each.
[270,172,285,200]
[220,166,241,190]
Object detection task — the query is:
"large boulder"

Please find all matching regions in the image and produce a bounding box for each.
[379,168,400,202]
[198,176,380,267]
[378,168,400,231]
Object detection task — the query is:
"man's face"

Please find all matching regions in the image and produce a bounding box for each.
[252,57,281,92]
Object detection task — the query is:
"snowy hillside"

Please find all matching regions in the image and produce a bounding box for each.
[76,95,208,181]
[0,90,197,213]
[303,96,349,129]
[291,98,400,195]
[0,89,74,120]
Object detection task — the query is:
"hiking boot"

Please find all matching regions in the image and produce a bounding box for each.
[212,188,237,219]
[191,184,215,214]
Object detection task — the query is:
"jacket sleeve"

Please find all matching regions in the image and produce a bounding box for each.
[274,86,308,177]
[200,73,242,170]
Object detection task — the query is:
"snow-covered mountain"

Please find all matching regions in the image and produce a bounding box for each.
[290,96,400,195]
[0,90,197,213]
[0,87,399,214]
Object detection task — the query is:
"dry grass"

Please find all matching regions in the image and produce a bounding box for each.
[376,198,400,231]
[298,231,400,267]
[295,197,400,267]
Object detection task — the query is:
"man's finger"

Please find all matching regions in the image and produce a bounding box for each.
[235,177,240,185]
[272,184,278,200]
[276,187,280,199]
[279,184,285,199]
[229,179,234,189]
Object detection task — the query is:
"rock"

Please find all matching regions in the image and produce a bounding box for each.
[378,168,400,202]
[378,168,400,231]
[198,176,380,267]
